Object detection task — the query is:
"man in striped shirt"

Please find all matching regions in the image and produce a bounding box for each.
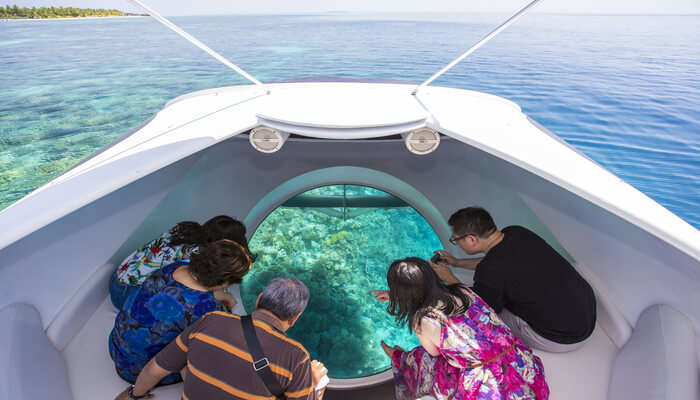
[115,277,327,400]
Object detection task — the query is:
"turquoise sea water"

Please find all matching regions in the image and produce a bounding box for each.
[240,185,440,378]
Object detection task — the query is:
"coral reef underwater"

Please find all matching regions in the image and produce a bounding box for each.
[240,185,442,379]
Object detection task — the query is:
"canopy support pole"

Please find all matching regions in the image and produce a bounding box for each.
[128,0,265,88]
[412,0,543,95]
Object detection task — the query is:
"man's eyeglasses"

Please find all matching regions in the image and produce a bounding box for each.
[449,233,470,245]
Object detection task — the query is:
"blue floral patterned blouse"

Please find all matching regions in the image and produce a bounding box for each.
[109,261,224,384]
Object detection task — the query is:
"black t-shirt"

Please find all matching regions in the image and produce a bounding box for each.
[472,225,596,344]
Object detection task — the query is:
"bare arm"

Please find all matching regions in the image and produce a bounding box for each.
[429,260,461,285]
[213,288,237,312]
[454,257,482,270]
[114,358,171,399]
[369,289,389,302]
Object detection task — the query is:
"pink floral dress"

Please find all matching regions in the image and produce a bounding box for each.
[391,289,549,400]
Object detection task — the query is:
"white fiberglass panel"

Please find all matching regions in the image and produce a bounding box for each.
[256,84,428,130]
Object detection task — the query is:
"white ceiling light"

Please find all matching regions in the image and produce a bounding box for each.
[404,128,440,155]
[249,126,289,153]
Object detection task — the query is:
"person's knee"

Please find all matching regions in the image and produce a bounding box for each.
[498,309,526,331]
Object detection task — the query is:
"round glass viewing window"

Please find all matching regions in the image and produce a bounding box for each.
[240,185,442,379]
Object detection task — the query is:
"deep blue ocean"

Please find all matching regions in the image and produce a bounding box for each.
[0,13,698,229]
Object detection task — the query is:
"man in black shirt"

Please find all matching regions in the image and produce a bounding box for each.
[434,206,596,353]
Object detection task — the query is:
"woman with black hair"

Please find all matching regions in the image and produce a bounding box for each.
[371,257,549,400]
[109,239,253,385]
[109,216,254,310]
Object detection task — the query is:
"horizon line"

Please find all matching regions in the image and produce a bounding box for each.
[144,11,700,17]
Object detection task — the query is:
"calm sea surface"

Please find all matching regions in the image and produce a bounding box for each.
[1,14,699,228]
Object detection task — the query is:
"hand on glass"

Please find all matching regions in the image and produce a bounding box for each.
[380,340,405,358]
[369,290,389,302]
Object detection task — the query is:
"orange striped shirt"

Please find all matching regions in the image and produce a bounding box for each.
[156,310,315,400]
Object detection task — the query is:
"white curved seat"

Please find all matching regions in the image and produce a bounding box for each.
[0,303,72,400]
[47,262,114,351]
[608,304,699,400]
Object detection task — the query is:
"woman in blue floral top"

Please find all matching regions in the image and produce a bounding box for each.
[109,239,253,384]
[109,216,253,310]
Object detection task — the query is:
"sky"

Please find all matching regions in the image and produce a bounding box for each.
[8,0,700,15]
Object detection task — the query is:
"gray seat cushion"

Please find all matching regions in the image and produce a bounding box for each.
[0,303,73,400]
[608,304,699,400]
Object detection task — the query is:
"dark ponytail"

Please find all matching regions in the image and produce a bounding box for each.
[202,216,257,262]
[169,216,256,262]
[169,221,208,254]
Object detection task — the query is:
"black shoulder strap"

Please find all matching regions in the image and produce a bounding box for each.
[241,315,287,400]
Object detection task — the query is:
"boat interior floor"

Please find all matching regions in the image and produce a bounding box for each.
[64,296,616,400]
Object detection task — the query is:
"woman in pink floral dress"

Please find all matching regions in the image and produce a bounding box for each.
[373,257,549,400]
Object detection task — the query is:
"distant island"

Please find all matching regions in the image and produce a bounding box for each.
[0,5,146,19]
